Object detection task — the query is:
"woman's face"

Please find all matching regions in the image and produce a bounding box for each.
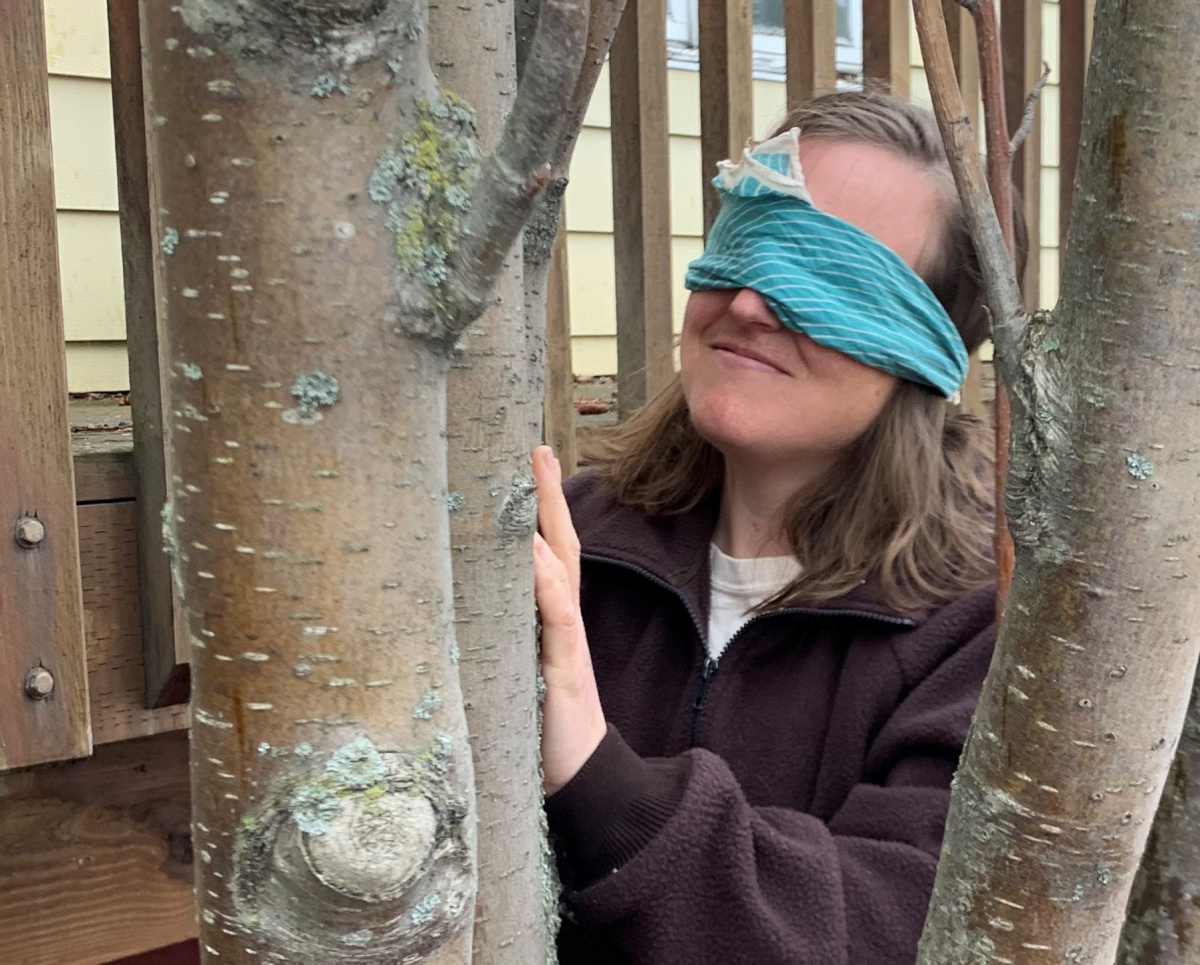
[680,139,949,473]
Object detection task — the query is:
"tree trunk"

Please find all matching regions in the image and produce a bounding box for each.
[914,0,1200,960]
[142,1,587,962]
[426,7,551,964]
[434,3,624,962]
[1118,680,1200,964]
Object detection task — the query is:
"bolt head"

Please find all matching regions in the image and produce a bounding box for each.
[25,667,54,699]
[14,516,45,548]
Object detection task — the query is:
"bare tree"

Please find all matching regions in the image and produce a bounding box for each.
[1118,678,1200,963]
[137,1,608,961]
[428,1,624,962]
[911,0,1200,960]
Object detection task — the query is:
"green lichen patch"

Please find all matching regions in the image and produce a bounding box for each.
[369,94,479,331]
[161,227,180,255]
[410,893,441,925]
[327,735,388,789]
[293,783,342,835]
[418,732,453,773]
[1127,452,1155,480]
[285,370,340,425]
[413,688,442,720]
[311,73,352,98]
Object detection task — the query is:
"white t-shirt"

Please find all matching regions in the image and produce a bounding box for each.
[707,543,802,661]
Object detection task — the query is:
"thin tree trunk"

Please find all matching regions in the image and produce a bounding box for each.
[143,2,587,962]
[520,0,628,382]
[913,0,1200,960]
[436,3,624,962]
[1118,683,1200,963]
[960,0,1017,614]
[427,5,550,963]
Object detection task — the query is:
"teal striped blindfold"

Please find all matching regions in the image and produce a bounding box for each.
[683,129,968,399]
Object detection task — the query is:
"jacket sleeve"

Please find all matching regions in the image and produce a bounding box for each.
[545,621,995,965]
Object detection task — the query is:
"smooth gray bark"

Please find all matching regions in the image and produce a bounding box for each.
[916,0,1200,961]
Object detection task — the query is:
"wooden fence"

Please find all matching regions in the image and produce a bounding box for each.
[0,1,1089,962]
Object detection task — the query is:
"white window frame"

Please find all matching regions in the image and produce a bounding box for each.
[666,0,697,46]
[666,0,863,79]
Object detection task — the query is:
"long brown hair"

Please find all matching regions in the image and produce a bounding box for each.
[591,91,1026,612]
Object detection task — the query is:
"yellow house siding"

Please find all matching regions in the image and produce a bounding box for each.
[57,211,127,342]
[44,0,111,80]
[1039,0,1062,310]
[43,0,129,392]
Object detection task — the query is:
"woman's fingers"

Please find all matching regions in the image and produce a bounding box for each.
[533,445,581,600]
[533,532,579,652]
[534,532,608,795]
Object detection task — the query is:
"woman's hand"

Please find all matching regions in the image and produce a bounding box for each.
[532,445,608,796]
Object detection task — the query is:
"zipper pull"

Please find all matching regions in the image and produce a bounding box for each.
[692,657,718,711]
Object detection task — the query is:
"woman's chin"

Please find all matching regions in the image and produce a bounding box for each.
[689,405,781,457]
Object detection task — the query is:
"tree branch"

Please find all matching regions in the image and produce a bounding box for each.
[523,0,628,274]
[450,0,590,332]
[515,0,542,80]
[910,0,1026,387]
[957,0,1015,610]
[1010,61,1051,156]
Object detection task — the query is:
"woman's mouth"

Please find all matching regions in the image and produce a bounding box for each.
[711,343,788,375]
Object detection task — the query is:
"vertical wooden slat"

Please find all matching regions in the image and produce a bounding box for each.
[544,207,578,474]
[784,0,838,108]
[610,0,675,419]
[0,1,92,771]
[862,0,910,97]
[106,0,190,708]
[699,0,754,234]
[1059,0,1087,249]
[1002,0,1041,308]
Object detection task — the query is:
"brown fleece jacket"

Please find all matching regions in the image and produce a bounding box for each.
[545,470,996,965]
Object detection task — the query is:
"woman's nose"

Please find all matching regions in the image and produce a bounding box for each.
[727,288,782,330]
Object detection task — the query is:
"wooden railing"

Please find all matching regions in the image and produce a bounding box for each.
[0,1,1090,962]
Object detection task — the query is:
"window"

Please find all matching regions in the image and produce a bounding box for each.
[666,0,863,78]
[666,0,697,46]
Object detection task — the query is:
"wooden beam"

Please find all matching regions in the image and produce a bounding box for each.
[785,0,838,107]
[1002,0,1041,309]
[699,0,754,234]
[106,0,190,709]
[610,0,675,419]
[0,731,196,965]
[0,0,91,771]
[73,432,136,503]
[862,0,910,97]
[1059,0,1087,250]
[78,501,190,745]
[544,206,579,474]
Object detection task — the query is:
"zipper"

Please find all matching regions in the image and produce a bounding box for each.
[689,657,719,745]
[581,552,916,747]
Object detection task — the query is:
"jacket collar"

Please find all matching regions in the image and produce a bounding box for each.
[566,470,922,628]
